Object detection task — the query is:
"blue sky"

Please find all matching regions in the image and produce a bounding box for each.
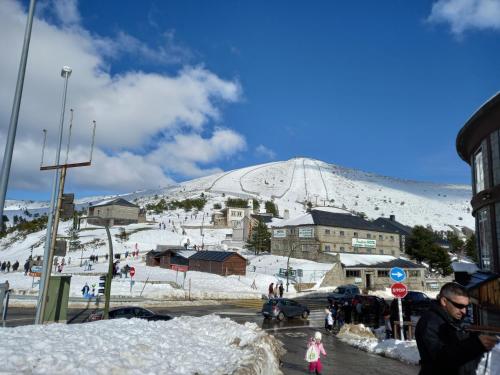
[2,0,500,199]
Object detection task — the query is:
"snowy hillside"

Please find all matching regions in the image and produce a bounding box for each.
[5,157,473,231]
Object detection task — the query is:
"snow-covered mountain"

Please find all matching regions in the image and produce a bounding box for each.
[5,157,473,231]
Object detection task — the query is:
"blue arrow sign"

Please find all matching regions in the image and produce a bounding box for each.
[390,267,406,282]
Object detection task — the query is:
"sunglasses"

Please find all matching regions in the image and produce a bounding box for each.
[445,297,469,310]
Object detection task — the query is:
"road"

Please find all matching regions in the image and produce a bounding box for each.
[4,301,419,374]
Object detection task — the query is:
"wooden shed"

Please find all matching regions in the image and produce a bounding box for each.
[145,246,187,269]
[458,271,500,328]
[188,251,247,276]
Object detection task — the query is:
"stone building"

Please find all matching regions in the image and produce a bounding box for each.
[321,253,425,291]
[87,198,143,226]
[270,209,401,263]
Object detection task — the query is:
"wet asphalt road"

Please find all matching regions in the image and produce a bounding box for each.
[4,304,419,375]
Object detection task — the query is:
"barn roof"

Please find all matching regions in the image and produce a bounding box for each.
[91,198,139,208]
[189,251,245,262]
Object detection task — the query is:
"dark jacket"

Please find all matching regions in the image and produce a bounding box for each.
[415,302,485,375]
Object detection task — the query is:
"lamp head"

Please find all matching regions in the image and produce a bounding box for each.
[61,66,72,78]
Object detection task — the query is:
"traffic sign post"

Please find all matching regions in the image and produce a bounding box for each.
[389,267,406,283]
[130,266,136,278]
[391,282,408,341]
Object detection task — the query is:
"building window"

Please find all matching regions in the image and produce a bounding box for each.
[340,246,345,251]
[346,270,361,277]
[391,250,395,256]
[324,245,331,252]
[367,233,371,239]
[367,248,372,254]
[379,249,384,255]
[339,231,345,236]
[379,235,383,240]
[390,236,394,241]
[478,207,492,271]
[325,229,330,235]
[353,232,358,237]
[377,270,389,277]
[474,150,485,193]
[409,270,420,277]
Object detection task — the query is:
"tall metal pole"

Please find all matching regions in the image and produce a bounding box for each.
[35,67,72,324]
[0,0,37,232]
[103,224,114,320]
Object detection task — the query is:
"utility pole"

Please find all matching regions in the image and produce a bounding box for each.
[35,68,96,324]
[0,0,37,233]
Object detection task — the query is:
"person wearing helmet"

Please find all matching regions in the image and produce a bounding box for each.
[305,331,327,374]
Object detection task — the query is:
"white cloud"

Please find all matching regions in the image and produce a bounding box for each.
[0,0,245,194]
[255,145,276,159]
[428,0,500,35]
[149,128,247,178]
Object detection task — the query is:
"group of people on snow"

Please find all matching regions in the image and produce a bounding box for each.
[324,301,346,333]
[268,281,284,299]
[0,260,19,273]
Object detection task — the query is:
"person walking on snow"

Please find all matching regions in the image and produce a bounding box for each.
[81,283,90,297]
[324,309,333,333]
[278,282,284,298]
[305,331,327,374]
[268,283,275,299]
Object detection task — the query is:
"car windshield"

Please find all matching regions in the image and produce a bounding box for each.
[334,287,345,294]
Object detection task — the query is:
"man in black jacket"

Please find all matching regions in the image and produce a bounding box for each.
[415,282,497,374]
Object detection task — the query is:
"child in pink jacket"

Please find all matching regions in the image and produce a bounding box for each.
[306,331,327,374]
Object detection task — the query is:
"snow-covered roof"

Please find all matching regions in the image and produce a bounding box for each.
[271,212,313,227]
[271,209,399,233]
[91,198,138,208]
[452,261,479,274]
[326,252,423,269]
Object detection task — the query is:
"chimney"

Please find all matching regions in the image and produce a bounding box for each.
[390,215,395,221]
[284,209,290,220]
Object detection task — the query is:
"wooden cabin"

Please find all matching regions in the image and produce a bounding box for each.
[188,251,246,276]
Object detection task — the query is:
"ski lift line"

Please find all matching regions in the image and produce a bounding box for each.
[40,129,47,168]
[313,160,330,202]
[302,158,309,201]
[64,109,74,165]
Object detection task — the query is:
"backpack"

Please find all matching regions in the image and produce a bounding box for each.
[305,344,319,363]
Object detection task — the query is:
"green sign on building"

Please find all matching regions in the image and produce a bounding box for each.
[351,238,376,248]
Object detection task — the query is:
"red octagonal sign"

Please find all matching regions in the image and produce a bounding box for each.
[391,282,408,298]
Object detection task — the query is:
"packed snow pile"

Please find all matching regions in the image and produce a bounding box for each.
[338,323,376,339]
[0,315,285,375]
[337,324,419,365]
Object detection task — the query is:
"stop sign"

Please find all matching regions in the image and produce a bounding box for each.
[129,266,136,277]
[391,282,408,298]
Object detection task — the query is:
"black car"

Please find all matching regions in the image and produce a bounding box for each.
[88,306,173,322]
[390,291,431,319]
[261,298,310,321]
[327,284,360,305]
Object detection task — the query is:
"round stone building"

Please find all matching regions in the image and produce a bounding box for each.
[456,92,500,274]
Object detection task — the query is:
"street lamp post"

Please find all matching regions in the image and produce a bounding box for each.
[0,0,37,233]
[286,242,300,292]
[35,66,72,324]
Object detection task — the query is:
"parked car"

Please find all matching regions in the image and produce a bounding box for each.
[390,291,432,322]
[261,298,310,321]
[327,284,360,305]
[87,306,173,322]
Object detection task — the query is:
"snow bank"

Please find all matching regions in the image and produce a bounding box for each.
[337,324,420,365]
[0,315,285,375]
